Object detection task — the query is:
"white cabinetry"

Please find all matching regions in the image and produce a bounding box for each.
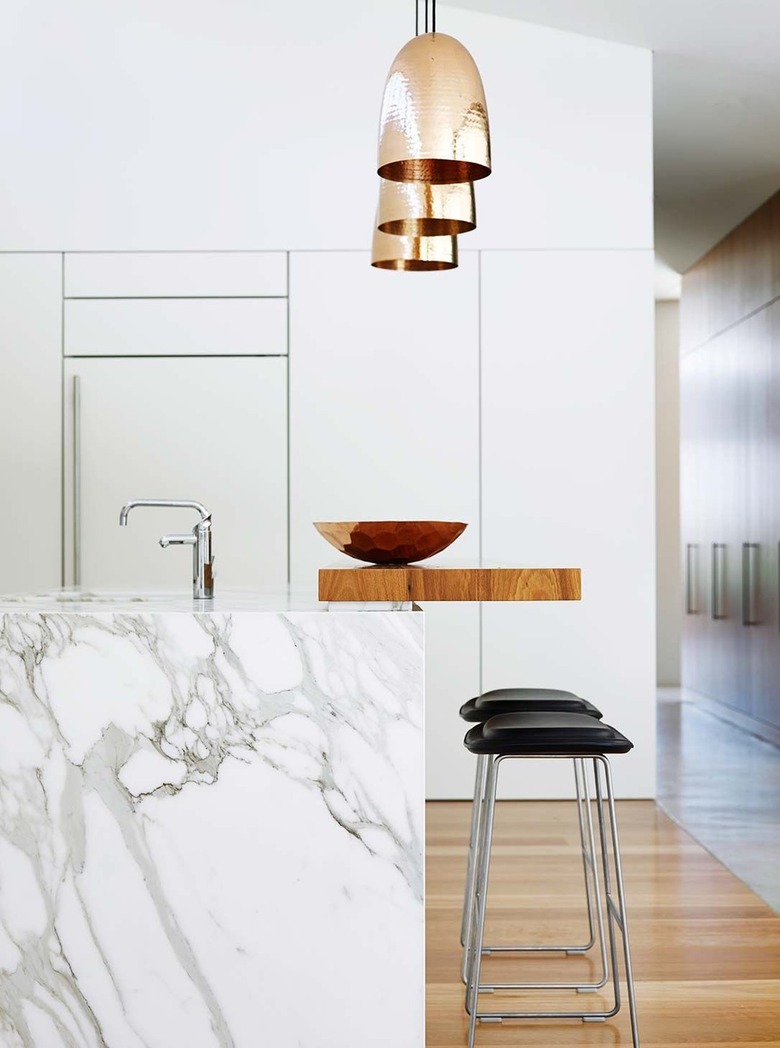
[480,250,656,798]
[63,357,287,593]
[289,251,480,797]
[64,251,287,297]
[0,254,62,592]
[63,250,288,358]
[64,298,287,357]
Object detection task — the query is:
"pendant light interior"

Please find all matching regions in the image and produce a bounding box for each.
[371,226,458,271]
[380,158,488,186]
[377,179,476,236]
[371,257,457,271]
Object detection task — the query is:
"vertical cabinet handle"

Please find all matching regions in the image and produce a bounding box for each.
[711,543,726,619]
[73,374,82,588]
[742,542,760,626]
[685,543,699,614]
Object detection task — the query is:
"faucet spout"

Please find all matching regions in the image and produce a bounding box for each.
[119,498,209,526]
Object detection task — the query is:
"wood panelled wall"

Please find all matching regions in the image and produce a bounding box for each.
[681,190,780,742]
[681,193,780,352]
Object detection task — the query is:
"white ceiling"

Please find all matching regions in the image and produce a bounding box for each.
[446,0,780,274]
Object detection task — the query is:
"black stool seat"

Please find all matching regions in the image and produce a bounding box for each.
[464,711,633,755]
[459,688,602,722]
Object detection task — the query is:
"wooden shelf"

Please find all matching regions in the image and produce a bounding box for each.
[318,566,581,603]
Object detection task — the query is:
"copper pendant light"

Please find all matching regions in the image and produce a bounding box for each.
[377,1,491,185]
[377,178,476,236]
[371,225,458,271]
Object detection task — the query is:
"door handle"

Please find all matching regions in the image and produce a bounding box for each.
[73,374,82,588]
[685,543,699,614]
[711,543,726,620]
[742,543,760,626]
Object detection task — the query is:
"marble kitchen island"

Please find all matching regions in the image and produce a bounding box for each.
[0,591,424,1048]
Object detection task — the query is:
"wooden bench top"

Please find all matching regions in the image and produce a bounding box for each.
[318,566,581,603]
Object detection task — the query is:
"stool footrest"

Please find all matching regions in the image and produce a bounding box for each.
[483,944,590,954]
[479,978,609,991]
[477,1009,618,1021]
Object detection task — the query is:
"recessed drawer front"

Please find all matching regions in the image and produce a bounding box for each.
[64,252,287,297]
[64,298,288,356]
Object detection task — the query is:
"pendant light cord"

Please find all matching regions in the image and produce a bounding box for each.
[415,0,435,36]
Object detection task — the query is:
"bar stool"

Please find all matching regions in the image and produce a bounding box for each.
[463,711,640,1048]
[459,689,606,982]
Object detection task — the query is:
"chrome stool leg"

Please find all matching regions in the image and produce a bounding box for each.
[465,755,498,1048]
[467,755,640,1048]
[461,754,607,988]
[594,754,640,1048]
[569,757,601,954]
[476,757,608,993]
[461,753,488,949]
[573,759,609,980]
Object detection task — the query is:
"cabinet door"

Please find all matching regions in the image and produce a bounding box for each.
[64,298,287,356]
[680,348,708,692]
[0,254,62,593]
[289,251,480,799]
[706,326,747,709]
[64,251,287,298]
[64,358,287,592]
[481,250,656,799]
[752,302,780,728]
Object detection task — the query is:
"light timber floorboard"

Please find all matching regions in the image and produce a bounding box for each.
[426,799,780,1047]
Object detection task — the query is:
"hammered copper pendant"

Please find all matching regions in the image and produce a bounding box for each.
[377,178,476,236]
[377,32,491,184]
[371,225,458,271]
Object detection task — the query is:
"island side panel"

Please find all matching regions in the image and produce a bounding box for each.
[0,610,424,1048]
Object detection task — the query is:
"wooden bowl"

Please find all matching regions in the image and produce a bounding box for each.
[314,521,467,565]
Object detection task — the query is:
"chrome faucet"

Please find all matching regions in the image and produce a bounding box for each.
[119,499,215,599]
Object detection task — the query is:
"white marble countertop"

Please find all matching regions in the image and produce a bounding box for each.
[0,587,413,613]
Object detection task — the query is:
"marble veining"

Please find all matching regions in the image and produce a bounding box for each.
[0,608,424,1047]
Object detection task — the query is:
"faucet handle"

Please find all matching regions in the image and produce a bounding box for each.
[159,534,197,549]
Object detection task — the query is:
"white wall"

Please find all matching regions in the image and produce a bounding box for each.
[0,1,651,253]
[656,300,682,685]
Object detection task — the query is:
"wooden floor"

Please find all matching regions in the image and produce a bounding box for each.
[427,800,780,1047]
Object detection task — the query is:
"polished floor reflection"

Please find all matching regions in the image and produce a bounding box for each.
[657,689,780,912]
